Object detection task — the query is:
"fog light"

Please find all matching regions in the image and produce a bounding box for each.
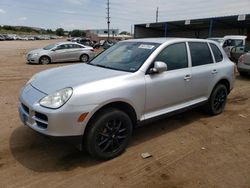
[78,113,88,122]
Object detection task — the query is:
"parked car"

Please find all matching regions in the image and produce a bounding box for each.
[237,52,250,76]
[71,37,82,42]
[19,38,235,160]
[26,42,95,64]
[3,34,15,40]
[103,40,116,49]
[208,35,248,62]
[0,35,5,41]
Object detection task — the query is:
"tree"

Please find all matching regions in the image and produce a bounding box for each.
[46,29,54,34]
[70,30,86,37]
[119,31,131,35]
[56,28,64,36]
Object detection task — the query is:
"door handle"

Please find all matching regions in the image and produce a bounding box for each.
[184,75,192,80]
[212,69,218,74]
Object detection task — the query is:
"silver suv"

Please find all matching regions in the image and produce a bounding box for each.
[18,38,235,160]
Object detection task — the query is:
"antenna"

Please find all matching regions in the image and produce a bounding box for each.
[107,0,110,41]
[156,7,159,23]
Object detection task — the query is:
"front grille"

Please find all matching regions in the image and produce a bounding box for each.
[36,121,48,129]
[35,112,48,122]
[21,103,29,114]
[34,111,48,129]
[20,102,48,129]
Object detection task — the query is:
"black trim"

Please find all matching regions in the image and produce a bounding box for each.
[137,100,207,126]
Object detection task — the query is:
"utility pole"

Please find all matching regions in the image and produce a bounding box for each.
[107,0,110,41]
[156,7,159,23]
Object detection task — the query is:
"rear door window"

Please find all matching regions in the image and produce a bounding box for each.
[210,43,223,62]
[188,42,213,66]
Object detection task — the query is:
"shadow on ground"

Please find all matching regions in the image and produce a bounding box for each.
[10,109,210,172]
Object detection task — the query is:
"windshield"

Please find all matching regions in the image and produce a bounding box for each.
[89,41,160,72]
[43,44,56,50]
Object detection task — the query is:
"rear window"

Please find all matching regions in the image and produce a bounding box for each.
[210,43,223,62]
[189,42,213,67]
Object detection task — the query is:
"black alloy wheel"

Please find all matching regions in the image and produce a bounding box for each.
[207,84,228,115]
[85,108,133,160]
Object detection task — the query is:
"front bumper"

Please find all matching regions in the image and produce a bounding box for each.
[18,84,97,137]
[26,54,39,64]
[237,63,250,73]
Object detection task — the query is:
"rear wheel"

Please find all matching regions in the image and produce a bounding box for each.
[206,84,228,115]
[80,54,89,63]
[84,108,133,160]
[39,56,51,64]
[239,71,248,77]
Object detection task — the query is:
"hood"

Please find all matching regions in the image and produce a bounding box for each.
[31,64,129,94]
[28,48,47,54]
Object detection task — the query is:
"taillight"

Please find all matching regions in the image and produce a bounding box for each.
[91,49,94,52]
[238,54,245,64]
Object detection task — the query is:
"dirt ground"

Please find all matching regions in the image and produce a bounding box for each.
[0,40,249,188]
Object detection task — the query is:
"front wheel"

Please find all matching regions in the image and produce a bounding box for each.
[239,71,248,77]
[84,108,133,160]
[206,84,228,115]
[39,56,51,64]
[80,54,89,63]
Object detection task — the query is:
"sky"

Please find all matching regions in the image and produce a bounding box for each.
[0,0,249,32]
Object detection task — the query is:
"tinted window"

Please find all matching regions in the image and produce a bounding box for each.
[57,44,67,50]
[224,39,243,47]
[155,42,188,71]
[210,43,223,62]
[189,42,213,66]
[73,44,84,48]
[43,44,56,50]
[66,44,73,49]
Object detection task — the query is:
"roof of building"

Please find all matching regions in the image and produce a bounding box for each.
[135,14,250,32]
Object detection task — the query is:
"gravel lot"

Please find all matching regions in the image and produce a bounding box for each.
[0,40,250,188]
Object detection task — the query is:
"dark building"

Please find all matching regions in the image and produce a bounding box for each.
[134,14,250,40]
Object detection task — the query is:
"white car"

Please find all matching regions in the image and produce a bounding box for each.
[26,42,95,64]
[19,38,235,160]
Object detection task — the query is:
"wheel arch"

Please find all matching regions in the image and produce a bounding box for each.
[39,55,51,64]
[83,101,138,136]
[80,53,89,62]
[213,78,230,95]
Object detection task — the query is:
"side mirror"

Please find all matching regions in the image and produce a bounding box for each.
[149,61,167,74]
[51,48,56,51]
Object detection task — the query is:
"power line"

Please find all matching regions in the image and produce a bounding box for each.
[107,0,110,41]
[156,7,159,22]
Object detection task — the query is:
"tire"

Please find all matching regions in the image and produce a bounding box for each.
[84,108,133,160]
[39,56,51,65]
[239,71,248,77]
[80,54,89,63]
[206,84,228,115]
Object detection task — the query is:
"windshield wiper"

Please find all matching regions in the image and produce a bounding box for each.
[89,63,114,70]
[88,63,131,72]
[94,64,108,68]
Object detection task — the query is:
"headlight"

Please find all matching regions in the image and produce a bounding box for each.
[32,53,39,56]
[39,88,73,109]
[26,74,37,85]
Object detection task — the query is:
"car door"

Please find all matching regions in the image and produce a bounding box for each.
[188,42,216,100]
[50,44,70,62]
[144,42,192,119]
[72,44,85,61]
